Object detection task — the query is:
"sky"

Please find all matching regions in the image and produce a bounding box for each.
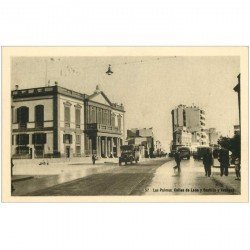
[11,56,240,150]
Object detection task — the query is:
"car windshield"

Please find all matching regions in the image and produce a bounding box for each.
[121,150,132,153]
[179,148,189,151]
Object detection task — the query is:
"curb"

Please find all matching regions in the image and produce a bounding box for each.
[12,176,34,183]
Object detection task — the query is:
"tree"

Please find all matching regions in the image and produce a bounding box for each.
[218,134,241,158]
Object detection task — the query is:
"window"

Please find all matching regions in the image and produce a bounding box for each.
[16,146,30,155]
[63,134,72,144]
[90,107,96,123]
[76,146,81,156]
[34,145,44,156]
[32,133,46,144]
[111,114,115,127]
[183,110,186,126]
[17,106,29,129]
[75,109,80,128]
[118,115,121,130]
[76,134,81,144]
[103,110,108,125]
[16,134,29,145]
[35,105,44,128]
[97,108,102,124]
[64,106,70,127]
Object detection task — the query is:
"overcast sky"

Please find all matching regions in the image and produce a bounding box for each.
[12,56,240,150]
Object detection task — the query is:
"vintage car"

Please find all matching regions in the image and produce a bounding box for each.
[119,145,140,166]
[193,146,211,160]
[178,146,191,160]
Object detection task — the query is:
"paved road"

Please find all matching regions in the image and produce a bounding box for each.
[26,158,169,196]
[19,157,239,196]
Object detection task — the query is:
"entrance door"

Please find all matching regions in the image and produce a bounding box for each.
[66,146,70,158]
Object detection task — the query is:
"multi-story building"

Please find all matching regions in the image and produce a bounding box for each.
[84,85,125,158]
[11,84,125,159]
[171,104,207,149]
[206,128,220,146]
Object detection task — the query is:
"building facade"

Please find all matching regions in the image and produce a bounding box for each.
[11,84,125,159]
[127,128,154,157]
[206,128,220,146]
[84,86,125,158]
[171,104,207,149]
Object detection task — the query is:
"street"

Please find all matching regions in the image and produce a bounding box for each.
[17,157,240,196]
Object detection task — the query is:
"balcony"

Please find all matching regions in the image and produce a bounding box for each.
[19,122,27,130]
[35,121,44,129]
[86,123,121,134]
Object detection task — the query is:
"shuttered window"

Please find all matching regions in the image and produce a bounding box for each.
[35,105,44,128]
[32,133,46,144]
[16,134,29,145]
[64,106,70,127]
[75,109,80,128]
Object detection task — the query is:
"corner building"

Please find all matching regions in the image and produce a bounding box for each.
[11,86,85,158]
[11,85,125,159]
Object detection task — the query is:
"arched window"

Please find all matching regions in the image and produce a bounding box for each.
[17,106,29,129]
[35,105,44,128]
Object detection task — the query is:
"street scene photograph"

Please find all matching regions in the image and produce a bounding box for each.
[7,49,244,198]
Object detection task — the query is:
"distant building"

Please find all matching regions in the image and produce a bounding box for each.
[173,126,192,147]
[171,104,207,149]
[207,128,220,146]
[127,128,154,157]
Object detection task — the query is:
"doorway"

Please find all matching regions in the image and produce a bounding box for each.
[66,146,70,158]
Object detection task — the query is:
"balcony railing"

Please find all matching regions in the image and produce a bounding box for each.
[19,122,27,129]
[35,121,44,129]
[86,123,121,134]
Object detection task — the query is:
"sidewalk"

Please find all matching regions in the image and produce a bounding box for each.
[11,175,34,182]
[12,157,118,176]
[211,171,241,195]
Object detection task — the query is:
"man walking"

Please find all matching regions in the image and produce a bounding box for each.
[218,147,230,176]
[92,154,96,165]
[203,148,213,177]
[174,150,182,174]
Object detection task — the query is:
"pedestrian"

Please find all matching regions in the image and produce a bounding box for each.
[11,158,14,177]
[92,154,96,165]
[11,158,15,193]
[174,150,181,173]
[231,155,241,180]
[218,147,230,176]
[202,148,213,177]
[234,157,241,180]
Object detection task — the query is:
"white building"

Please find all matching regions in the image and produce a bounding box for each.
[11,85,125,158]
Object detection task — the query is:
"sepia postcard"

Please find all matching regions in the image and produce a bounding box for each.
[1,47,248,202]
